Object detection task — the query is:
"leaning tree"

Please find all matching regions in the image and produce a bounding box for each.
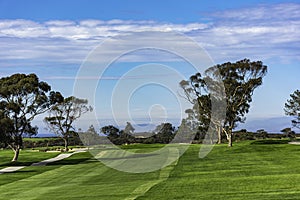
[44,96,92,151]
[181,59,267,147]
[284,89,300,129]
[0,73,63,161]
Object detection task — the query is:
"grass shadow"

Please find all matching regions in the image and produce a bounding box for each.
[98,153,159,161]
[47,157,91,166]
[251,139,289,145]
[0,161,35,167]
[4,170,37,173]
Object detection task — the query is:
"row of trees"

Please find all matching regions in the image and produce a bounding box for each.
[0,72,176,161]
[97,122,176,145]
[0,74,92,161]
[1,59,299,160]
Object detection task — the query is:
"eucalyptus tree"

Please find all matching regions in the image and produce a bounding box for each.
[0,110,14,147]
[181,59,267,147]
[0,73,63,161]
[180,72,225,144]
[44,96,92,151]
[211,59,267,146]
[284,90,300,129]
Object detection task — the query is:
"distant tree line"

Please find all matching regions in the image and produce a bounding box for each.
[2,59,300,161]
[87,122,177,145]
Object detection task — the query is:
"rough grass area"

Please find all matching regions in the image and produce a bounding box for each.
[0,141,300,199]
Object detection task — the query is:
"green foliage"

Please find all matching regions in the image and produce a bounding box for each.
[280,127,296,139]
[285,89,300,129]
[101,125,120,138]
[152,123,176,144]
[99,123,176,145]
[44,96,92,151]
[0,111,14,147]
[180,72,221,142]
[100,125,135,145]
[181,59,267,147]
[255,129,268,139]
[0,73,62,161]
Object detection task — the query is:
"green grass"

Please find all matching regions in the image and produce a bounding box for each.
[0,141,300,199]
[0,149,60,169]
[138,141,300,199]
[0,152,161,200]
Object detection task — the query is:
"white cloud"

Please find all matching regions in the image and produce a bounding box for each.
[0,19,208,39]
[0,3,299,66]
[213,3,300,21]
[0,19,49,38]
[45,20,76,26]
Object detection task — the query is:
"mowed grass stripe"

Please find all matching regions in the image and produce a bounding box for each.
[125,147,180,200]
[0,150,162,200]
[0,150,60,169]
[137,141,300,199]
[1,141,300,199]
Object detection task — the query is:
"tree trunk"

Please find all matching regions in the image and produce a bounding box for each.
[12,145,20,162]
[227,133,233,147]
[224,128,233,147]
[63,138,69,152]
[217,126,222,144]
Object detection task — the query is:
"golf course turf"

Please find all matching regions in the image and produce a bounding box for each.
[0,140,300,199]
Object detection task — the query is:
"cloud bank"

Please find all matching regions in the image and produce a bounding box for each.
[0,3,299,68]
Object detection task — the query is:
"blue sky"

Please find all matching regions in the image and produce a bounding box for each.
[1,0,296,22]
[0,0,300,133]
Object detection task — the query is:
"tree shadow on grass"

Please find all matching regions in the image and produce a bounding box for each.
[3,170,37,173]
[251,139,289,145]
[46,157,92,166]
[98,153,159,161]
[0,161,35,167]
[0,152,93,168]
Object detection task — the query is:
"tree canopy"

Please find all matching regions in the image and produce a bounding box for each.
[153,123,176,144]
[100,123,136,145]
[285,89,300,129]
[44,96,92,151]
[180,59,267,147]
[0,73,63,161]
